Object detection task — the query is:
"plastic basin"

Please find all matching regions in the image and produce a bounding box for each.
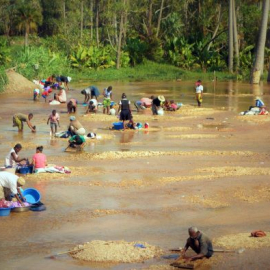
[113,122,124,130]
[22,188,41,204]
[0,208,11,216]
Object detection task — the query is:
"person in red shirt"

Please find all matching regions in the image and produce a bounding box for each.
[32,146,47,172]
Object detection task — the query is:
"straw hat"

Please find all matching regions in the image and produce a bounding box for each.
[254,97,260,100]
[17,177,25,186]
[158,95,165,102]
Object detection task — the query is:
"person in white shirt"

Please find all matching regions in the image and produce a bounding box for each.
[0,172,26,205]
[195,80,203,107]
[109,105,116,116]
[85,99,98,114]
[5,144,27,168]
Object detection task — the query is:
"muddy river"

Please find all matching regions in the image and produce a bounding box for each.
[0,80,270,270]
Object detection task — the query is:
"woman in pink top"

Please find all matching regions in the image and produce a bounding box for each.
[32,146,47,171]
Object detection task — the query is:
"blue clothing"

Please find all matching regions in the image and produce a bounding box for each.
[255,99,264,108]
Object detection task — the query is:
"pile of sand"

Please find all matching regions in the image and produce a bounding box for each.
[175,106,221,116]
[163,126,192,131]
[214,233,270,249]
[58,150,254,162]
[197,167,270,177]
[71,240,163,263]
[236,115,270,123]
[26,166,101,181]
[3,69,41,93]
[166,134,219,139]
[187,195,229,208]
[233,185,270,203]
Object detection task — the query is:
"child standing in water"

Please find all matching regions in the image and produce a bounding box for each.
[47,110,60,135]
[195,80,203,107]
[103,86,113,114]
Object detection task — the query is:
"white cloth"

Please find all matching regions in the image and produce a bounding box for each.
[0,172,18,194]
[110,108,116,115]
[84,87,91,94]
[5,148,17,168]
[104,89,112,98]
[196,85,203,94]
[89,99,98,106]
[75,128,86,136]
[49,100,61,105]
[59,90,67,102]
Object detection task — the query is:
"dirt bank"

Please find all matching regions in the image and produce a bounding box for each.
[3,69,41,93]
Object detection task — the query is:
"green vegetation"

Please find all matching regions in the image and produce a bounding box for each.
[0,0,269,88]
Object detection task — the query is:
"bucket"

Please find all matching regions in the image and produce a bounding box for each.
[18,167,30,174]
[113,122,124,130]
[0,208,11,217]
[18,165,33,175]
[22,188,41,204]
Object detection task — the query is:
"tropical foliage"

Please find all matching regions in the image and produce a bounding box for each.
[0,0,269,83]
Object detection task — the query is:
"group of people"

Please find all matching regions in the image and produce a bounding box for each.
[33,74,71,103]
[5,143,47,173]
[2,76,222,266]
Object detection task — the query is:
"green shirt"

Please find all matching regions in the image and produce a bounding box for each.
[70,135,85,143]
[14,113,28,122]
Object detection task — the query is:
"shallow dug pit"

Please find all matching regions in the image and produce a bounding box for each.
[71,240,163,263]
[214,232,270,249]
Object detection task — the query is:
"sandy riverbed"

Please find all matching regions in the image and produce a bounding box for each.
[0,82,270,270]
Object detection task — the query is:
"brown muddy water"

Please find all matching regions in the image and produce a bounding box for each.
[0,80,270,270]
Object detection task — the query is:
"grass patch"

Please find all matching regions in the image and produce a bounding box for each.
[70,61,237,82]
[0,67,8,93]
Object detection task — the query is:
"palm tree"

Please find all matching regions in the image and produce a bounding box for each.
[250,0,269,84]
[15,0,43,47]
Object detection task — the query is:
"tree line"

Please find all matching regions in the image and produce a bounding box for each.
[0,0,270,83]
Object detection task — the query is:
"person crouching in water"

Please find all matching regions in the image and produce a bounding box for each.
[179,227,213,262]
[195,80,203,107]
[68,135,86,150]
[85,99,98,114]
[68,116,86,136]
[47,110,60,135]
[67,98,78,114]
[118,93,132,130]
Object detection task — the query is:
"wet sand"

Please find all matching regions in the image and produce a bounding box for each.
[0,81,270,270]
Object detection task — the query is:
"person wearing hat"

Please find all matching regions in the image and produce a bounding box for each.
[54,86,67,103]
[249,97,265,110]
[68,116,86,136]
[195,80,203,107]
[0,171,26,206]
[152,95,165,115]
